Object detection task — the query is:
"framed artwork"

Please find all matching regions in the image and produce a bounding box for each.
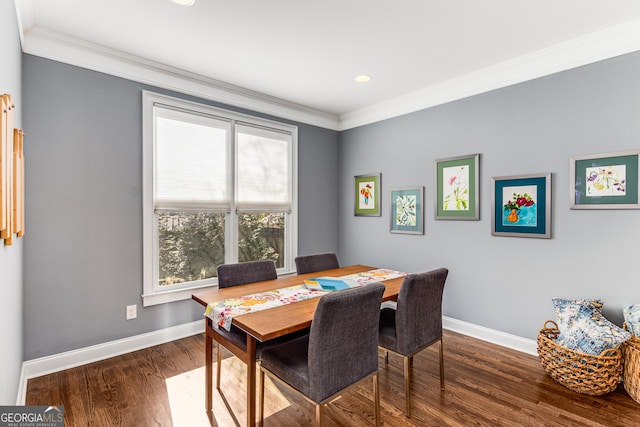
[390,187,424,234]
[491,173,551,239]
[435,153,479,220]
[570,150,640,209]
[354,173,381,216]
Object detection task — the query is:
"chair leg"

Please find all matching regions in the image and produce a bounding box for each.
[404,356,411,418]
[373,373,380,427]
[315,403,324,427]
[439,338,445,391]
[384,350,389,365]
[216,342,222,389]
[258,369,265,427]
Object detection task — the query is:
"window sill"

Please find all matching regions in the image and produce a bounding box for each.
[142,284,216,307]
[142,270,298,307]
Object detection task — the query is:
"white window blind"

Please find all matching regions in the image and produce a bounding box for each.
[236,123,292,212]
[154,106,231,212]
[143,91,299,306]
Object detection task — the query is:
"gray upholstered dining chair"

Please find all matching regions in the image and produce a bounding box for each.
[378,268,449,417]
[217,260,277,288]
[258,283,385,426]
[214,260,278,389]
[294,252,339,274]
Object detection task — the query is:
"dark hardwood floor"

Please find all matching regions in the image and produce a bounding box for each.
[26,330,640,426]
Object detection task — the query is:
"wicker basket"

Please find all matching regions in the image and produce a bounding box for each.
[537,320,624,396]
[622,331,640,403]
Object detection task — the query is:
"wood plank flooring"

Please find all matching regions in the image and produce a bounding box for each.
[26,330,640,426]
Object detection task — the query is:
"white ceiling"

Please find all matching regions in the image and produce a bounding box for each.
[14,0,640,129]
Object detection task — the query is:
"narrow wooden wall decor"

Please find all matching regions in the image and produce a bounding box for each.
[0,93,23,246]
[0,95,7,238]
[13,129,24,238]
[2,95,14,243]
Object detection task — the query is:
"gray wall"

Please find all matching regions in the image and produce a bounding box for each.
[339,51,640,340]
[22,55,339,359]
[297,124,340,254]
[19,24,640,362]
[0,0,23,404]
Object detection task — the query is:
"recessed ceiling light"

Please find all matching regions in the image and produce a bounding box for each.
[355,75,372,83]
[171,0,195,6]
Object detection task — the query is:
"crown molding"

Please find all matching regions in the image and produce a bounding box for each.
[338,18,640,130]
[20,26,340,130]
[15,7,640,132]
[13,0,31,48]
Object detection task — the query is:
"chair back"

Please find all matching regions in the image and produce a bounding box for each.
[295,252,339,274]
[395,268,448,355]
[217,260,277,288]
[307,283,385,403]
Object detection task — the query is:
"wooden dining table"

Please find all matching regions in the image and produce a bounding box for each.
[192,264,406,427]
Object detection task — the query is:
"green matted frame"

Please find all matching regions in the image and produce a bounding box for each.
[435,153,479,220]
[570,150,640,209]
[390,187,424,234]
[354,173,381,216]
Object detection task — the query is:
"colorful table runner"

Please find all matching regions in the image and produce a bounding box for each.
[340,268,407,286]
[205,285,327,331]
[205,268,407,331]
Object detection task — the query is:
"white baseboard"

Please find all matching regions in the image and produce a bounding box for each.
[17,320,205,405]
[443,316,538,356]
[16,316,537,405]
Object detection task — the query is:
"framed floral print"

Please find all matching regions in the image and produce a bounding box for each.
[390,187,424,234]
[570,150,640,209]
[435,153,479,220]
[354,173,381,216]
[491,173,552,239]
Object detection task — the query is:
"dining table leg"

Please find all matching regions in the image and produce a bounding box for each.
[205,318,213,412]
[246,334,257,427]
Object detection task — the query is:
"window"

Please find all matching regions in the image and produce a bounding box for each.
[142,92,297,306]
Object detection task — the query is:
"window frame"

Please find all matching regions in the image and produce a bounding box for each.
[142,91,298,306]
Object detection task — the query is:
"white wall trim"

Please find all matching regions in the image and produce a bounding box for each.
[16,316,536,405]
[339,18,640,130]
[17,320,205,405]
[444,316,538,357]
[20,26,340,131]
[16,17,640,132]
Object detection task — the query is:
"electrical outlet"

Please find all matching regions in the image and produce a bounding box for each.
[126,304,137,320]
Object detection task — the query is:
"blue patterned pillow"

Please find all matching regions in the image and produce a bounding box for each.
[552,298,630,355]
[552,298,604,315]
[553,298,602,347]
[623,304,640,336]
